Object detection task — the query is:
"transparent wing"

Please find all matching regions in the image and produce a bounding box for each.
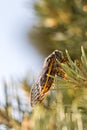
[30,84,46,106]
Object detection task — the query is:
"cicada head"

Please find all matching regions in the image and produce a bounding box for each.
[53,50,63,62]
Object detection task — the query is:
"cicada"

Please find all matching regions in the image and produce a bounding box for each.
[30,50,66,106]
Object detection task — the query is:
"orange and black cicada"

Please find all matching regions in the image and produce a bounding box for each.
[30,50,67,106]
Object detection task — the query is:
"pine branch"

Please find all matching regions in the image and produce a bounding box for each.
[56,47,87,89]
[0,108,21,129]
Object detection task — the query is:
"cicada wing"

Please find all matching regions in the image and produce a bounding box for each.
[30,84,45,106]
[30,84,39,106]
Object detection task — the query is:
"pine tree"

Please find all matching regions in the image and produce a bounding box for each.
[29,0,87,58]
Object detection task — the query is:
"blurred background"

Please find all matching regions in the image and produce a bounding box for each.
[0,0,87,130]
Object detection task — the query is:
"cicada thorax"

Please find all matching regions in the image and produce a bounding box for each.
[53,52,68,78]
[52,51,65,78]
